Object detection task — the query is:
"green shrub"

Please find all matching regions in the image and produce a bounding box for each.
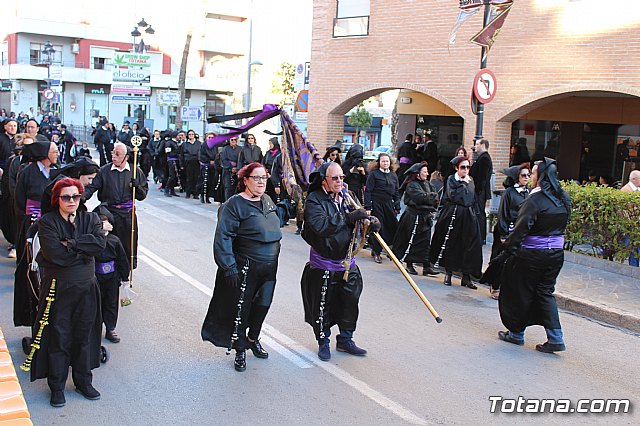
[562,181,640,262]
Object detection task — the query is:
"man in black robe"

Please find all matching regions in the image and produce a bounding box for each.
[84,142,147,270]
[396,134,418,187]
[220,136,240,201]
[93,118,112,167]
[198,133,219,203]
[300,162,380,361]
[470,139,493,244]
[497,158,570,353]
[13,141,58,326]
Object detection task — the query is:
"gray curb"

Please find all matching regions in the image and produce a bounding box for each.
[556,292,640,334]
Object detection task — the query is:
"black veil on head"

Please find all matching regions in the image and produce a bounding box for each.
[22,141,51,162]
[502,165,521,188]
[51,157,99,180]
[308,162,333,193]
[536,157,566,208]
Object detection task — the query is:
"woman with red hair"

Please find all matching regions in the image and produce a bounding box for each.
[26,177,106,407]
[202,162,282,372]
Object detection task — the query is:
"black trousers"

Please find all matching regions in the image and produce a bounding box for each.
[96,143,107,167]
[184,159,200,196]
[166,159,179,192]
[197,165,215,198]
[47,278,99,391]
[97,272,119,331]
[476,197,487,244]
[108,207,138,269]
[139,150,152,178]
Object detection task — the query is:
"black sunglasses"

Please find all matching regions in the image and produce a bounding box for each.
[59,194,81,202]
[458,165,470,170]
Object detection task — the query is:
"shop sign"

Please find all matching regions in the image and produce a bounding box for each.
[158,90,181,106]
[85,84,111,95]
[112,52,151,68]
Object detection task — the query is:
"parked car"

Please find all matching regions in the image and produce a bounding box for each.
[364,145,394,161]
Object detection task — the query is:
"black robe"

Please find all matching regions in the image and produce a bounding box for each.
[300,189,364,339]
[95,233,130,331]
[396,141,417,186]
[429,174,483,277]
[84,163,147,269]
[13,161,54,326]
[29,210,106,388]
[201,194,282,351]
[498,190,570,333]
[364,169,400,254]
[392,179,438,264]
[237,144,263,168]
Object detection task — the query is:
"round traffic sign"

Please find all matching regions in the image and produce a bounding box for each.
[296,90,309,113]
[42,88,54,100]
[473,69,497,104]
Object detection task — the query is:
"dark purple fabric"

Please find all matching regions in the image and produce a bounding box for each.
[95,260,116,275]
[26,199,41,218]
[205,104,280,149]
[110,200,133,210]
[399,157,413,164]
[521,235,564,249]
[309,247,356,272]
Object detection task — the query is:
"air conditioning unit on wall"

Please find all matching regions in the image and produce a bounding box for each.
[71,43,80,54]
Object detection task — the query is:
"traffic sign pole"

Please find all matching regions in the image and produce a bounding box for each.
[474,0,492,145]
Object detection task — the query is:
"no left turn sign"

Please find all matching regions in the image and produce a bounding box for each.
[473,69,497,104]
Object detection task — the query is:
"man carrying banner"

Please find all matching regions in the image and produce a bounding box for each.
[300,162,380,361]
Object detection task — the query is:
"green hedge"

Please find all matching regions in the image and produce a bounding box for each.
[562,181,640,262]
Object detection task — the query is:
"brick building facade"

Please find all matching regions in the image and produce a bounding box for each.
[308,1,640,182]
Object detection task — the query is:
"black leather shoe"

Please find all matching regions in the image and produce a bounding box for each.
[444,273,452,286]
[75,384,101,400]
[461,275,477,289]
[406,263,418,275]
[373,254,382,264]
[423,265,439,276]
[105,329,120,343]
[535,342,566,353]
[50,390,66,407]
[247,339,268,359]
[498,330,524,346]
[205,198,212,204]
[336,339,367,356]
[234,350,247,372]
[295,229,301,235]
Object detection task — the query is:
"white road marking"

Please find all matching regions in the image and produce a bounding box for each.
[138,246,427,425]
[138,205,191,223]
[138,255,174,277]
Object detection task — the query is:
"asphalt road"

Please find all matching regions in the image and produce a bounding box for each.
[0,187,638,425]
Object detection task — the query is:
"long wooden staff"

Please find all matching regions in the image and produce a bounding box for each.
[342,191,442,323]
[129,136,142,285]
[372,231,442,323]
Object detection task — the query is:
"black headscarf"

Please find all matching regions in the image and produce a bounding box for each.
[536,158,569,211]
[502,165,520,188]
[345,144,363,161]
[51,157,100,180]
[308,162,333,193]
[22,141,51,162]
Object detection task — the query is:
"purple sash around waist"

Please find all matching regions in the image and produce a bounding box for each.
[521,235,564,249]
[26,199,42,218]
[110,200,133,210]
[309,247,356,272]
[95,260,116,275]
[399,157,413,164]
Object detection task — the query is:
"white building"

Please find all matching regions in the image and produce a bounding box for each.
[0,2,250,133]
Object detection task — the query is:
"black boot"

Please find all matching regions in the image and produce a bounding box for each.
[406,263,418,275]
[234,350,246,372]
[444,272,452,286]
[461,274,477,289]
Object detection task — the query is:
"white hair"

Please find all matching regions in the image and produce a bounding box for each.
[113,142,128,154]
[630,170,640,180]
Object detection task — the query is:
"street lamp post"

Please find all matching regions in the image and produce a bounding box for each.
[131,18,155,53]
[246,60,262,112]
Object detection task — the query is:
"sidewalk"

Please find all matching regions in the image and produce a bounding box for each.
[480,243,640,334]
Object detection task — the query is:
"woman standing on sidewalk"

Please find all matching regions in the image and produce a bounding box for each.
[497,158,571,353]
[201,162,282,372]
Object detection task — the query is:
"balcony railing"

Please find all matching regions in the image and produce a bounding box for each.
[333,16,369,38]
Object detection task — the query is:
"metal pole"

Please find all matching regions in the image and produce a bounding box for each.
[245,7,253,112]
[474,0,492,146]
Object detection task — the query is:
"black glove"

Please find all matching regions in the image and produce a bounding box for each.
[130,178,140,190]
[368,216,382,233]
[224,273,241,289]
[346,208,369,224]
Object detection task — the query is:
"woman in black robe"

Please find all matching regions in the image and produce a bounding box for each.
[481,165,530,299]
[429,155,482,288]
[262,137,281,204]
[201,162,282,372]
[26,178,106,407]
[392,162,439,276]
[13,141,57,327]
[497,158,571,353]
[364,153,400,264]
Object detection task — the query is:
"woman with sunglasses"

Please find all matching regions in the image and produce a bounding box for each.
[482,165,530,299]
[429,155,483,288]
[28,178,107,407]
[202,162,282,372]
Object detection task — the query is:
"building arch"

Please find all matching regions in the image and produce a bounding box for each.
[496,83,640,123]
